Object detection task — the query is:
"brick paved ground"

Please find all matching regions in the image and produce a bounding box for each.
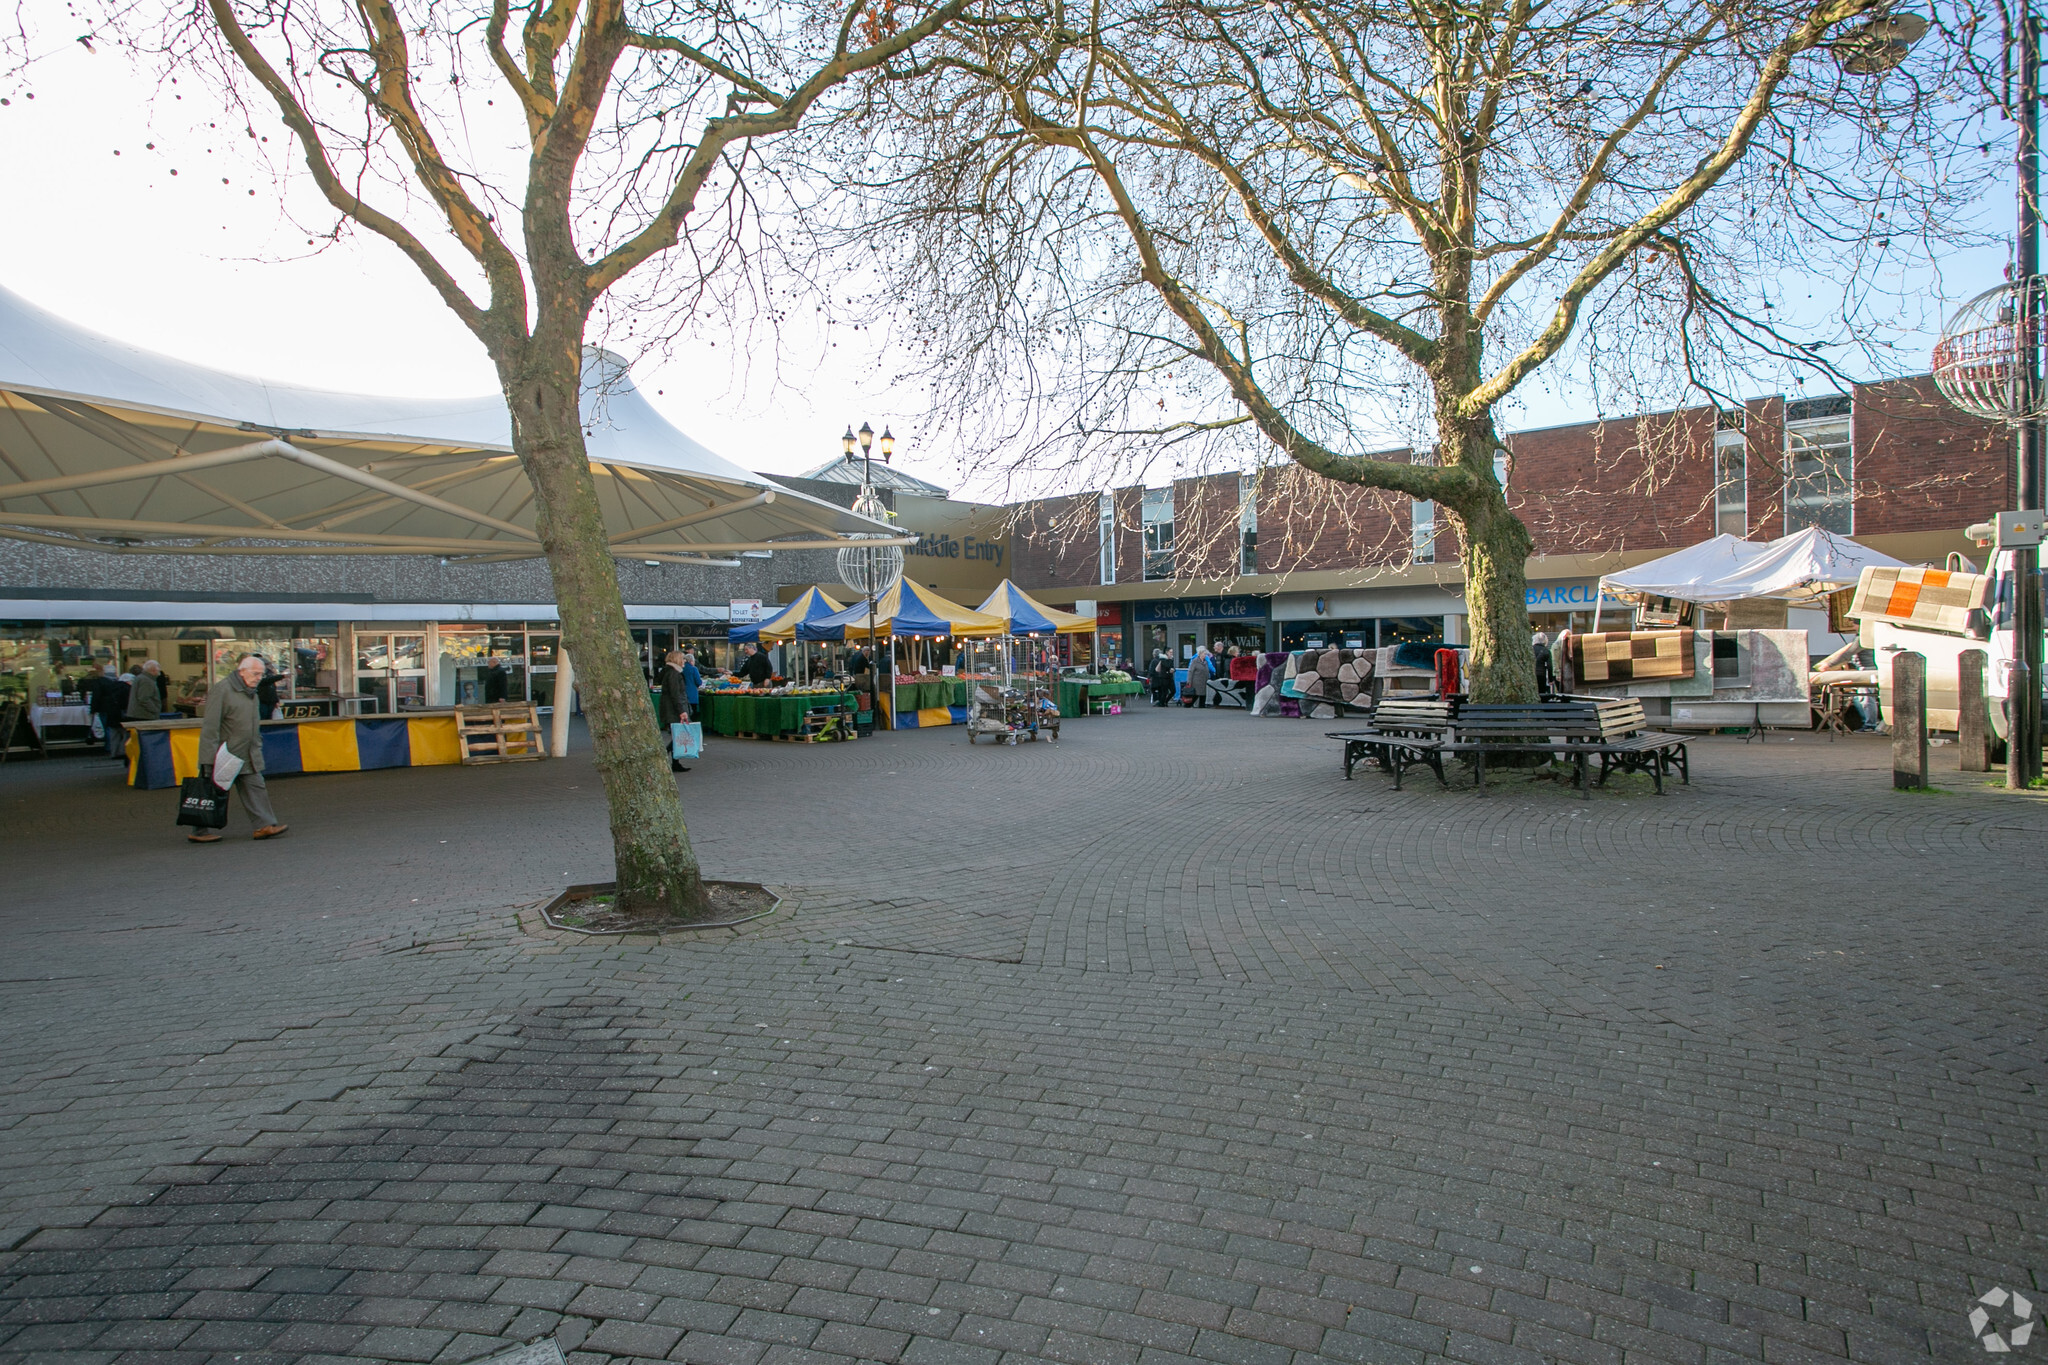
[0,707,2042,1365]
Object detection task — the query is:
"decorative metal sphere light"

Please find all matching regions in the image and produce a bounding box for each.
[1931,280,2048,424]
[836,486,905,599]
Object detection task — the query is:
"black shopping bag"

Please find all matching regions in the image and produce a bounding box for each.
[176,775,229,829]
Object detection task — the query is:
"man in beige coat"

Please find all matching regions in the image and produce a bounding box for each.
[191,654,288,843]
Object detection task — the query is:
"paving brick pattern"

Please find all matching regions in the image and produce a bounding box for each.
[0,710,2042,1365]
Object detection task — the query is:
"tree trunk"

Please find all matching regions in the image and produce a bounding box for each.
[504,342,711,920]
[1436,406,1538,705]
[1457,500,1536,704]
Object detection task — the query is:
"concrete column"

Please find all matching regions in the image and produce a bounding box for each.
[1892,651,1927,790]
[1959,649,1990,773]
[550,650,574,758]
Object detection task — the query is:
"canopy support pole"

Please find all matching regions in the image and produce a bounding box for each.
[550,650,575,757]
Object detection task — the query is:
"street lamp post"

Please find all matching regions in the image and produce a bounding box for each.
[836,421,903,733]
[1933,11,2048,786]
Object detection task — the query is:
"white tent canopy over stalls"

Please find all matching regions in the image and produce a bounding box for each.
[1594,527,1911,625]
[0,285,904,563]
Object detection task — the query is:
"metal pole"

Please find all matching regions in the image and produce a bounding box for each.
[2017,10,2045,786]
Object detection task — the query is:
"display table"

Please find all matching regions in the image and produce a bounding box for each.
[28,704,93,733]
[125,712,464,789]
[1056,679,1143,718]
[699,691,856,738]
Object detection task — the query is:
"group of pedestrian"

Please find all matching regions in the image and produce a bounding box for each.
[1147,643,1246,709]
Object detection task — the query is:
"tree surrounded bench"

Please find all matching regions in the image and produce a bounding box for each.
[1328,697,1690,797]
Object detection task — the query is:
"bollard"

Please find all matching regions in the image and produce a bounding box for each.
[1959,649,1990,773]
[1892,651,1928,790]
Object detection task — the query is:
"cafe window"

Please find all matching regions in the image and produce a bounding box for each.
[1784,402,1853,535]
[1142,488,1174,580]
[1714,411,1748,538]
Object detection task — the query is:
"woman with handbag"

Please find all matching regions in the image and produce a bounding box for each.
[188,653,287,843]
[658,649,692,773]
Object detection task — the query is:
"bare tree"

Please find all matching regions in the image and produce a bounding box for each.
[852,0,1991,700]
[116,0,967,915]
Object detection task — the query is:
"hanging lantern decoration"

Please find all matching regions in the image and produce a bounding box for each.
[1932,280,2048,424]
[836,485,905,599]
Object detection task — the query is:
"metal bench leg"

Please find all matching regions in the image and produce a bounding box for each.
[1576,752,1590,799]
[1391,748,1405,791]
[1473,752,1487,793]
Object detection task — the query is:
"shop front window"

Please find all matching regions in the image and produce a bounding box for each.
[355,632,429,712]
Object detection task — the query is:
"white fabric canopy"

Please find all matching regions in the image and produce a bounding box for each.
[0,284,901,561]
[1599,527,1909,604]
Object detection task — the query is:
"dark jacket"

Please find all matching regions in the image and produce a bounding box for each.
[658,664,689,726]
[741,651,773,686]
[256,668,280,719]
[125,670,163,721]
[199,674,265,774]
[88,674,128,722]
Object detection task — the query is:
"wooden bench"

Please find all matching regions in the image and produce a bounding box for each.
[1326,698,1454,789]
[1584,697,1690,791]
[1441,698,1689,797]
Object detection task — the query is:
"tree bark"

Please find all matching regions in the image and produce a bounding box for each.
[1434,407,1537,705]
[504,340,710,920]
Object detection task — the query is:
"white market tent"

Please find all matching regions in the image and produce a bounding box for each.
[1595,527,1910,624]
[0,284,903,563]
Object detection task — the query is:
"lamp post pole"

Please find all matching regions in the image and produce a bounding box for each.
[2017,10,2046,787]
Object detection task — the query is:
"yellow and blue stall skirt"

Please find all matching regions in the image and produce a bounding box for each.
[126,715,465,789]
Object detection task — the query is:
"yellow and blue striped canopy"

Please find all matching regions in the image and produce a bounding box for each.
[732,586,845,643]
[798,580,1007,640]
[976,580,1095,635]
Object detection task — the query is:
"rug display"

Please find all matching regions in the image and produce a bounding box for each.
[1570,630,1695,683]
[1849,565,1990,635]
[1294,648,1374,710]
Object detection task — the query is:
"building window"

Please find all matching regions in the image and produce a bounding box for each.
[1412,499,1435,564]
[1238,473,1258,575]
[1098,492,1116,585]
[1714,410,1747,538]
[1142,487,1174,580]
[1492,451,1510,491]
[1784,398,1853,535]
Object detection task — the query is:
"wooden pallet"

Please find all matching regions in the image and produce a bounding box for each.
[458,703,547,763]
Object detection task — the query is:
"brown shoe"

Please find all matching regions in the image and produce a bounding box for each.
[188,830,222,843]
[252,824,289,840]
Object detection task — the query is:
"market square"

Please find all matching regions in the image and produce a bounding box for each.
[5,0,2048,1359]
[1,711,2044,1365]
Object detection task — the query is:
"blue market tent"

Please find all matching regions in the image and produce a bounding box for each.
[730,586,844,643]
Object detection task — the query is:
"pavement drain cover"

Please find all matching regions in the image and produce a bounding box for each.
[461,1342,565,1365]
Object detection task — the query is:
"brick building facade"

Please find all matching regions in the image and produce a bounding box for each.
[1003,376,2011,663]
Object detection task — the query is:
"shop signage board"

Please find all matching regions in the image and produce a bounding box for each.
[729,599,763,623]
[1526,583,1631,609]
[1134,596,1265,622]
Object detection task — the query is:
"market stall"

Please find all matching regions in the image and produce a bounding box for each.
[125,711,464,788]
[971,581,1133,719]
[1589,527,1911,732]
[694,683,858,741]
[799,581,1006,728]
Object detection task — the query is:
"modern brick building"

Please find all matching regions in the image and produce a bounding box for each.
[1002,376,2009,665]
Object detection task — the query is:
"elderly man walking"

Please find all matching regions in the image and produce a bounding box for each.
[190,653,288,843]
